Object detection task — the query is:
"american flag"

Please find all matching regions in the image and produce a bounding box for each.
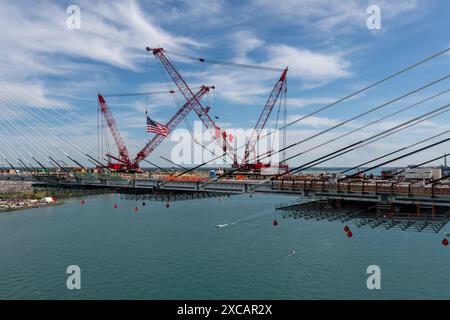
[146,116,168,136]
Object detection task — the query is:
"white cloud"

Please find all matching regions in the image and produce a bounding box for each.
[147,0,228,29]
[178,42,352,104]
[0,0,200,78]
[0,81,71,109]
[0,0,441,168]
[286,114,340,128]
[264,45,351,81]
[248,0,421,35]
[231,30,266,62]
[288,97,339,108]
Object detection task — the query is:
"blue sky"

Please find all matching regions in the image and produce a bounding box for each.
[0,0,449,168]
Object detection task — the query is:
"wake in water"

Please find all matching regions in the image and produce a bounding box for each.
[215,210,274,229]
[215,223,235,228]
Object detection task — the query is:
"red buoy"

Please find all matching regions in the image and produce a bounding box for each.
[347,231,353,238]
[166,203,170,208]
[344,226,350,232]
[134,206,139,212]
[81,199,85,205]
[272,219,278,226]
[442,238,449,246]
[113,203,118,209]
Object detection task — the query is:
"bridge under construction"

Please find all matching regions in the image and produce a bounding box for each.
[1,46,450,241]
[2,171,450,235]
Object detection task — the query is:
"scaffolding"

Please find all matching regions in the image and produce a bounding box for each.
[276,199,450,233]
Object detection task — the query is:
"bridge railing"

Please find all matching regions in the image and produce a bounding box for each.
[272,179,450,197]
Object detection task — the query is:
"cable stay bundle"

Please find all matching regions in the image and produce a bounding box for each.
[0,46,449,175]
[393,154,449,178]
[163,47,450,182]
[0,83,101,170]
[200,101,450,191]
[218,75,450,179]
[338,137,450,181]
[275,104,450,177]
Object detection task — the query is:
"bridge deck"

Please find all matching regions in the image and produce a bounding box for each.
[2,174,450,206]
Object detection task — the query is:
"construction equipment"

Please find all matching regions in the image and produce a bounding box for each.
[98,94,136,171]
[146,47,238,166]
[98,86,213,171]
[238,68,288,174]
[132,85,214,166]
[146,47,289,174]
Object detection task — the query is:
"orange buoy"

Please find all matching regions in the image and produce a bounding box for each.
[134,206,139,212]
[344,226,350,232]
[81,199,85,205]
[272,219,278,226]
[113,203,118,209]
[347,231,353,238]
[442,238,449,246]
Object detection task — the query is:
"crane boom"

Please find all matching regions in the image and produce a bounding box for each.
[242,68,288,166]
[97,94,134,169]
[147,47,238,166]
[133,85,212,165]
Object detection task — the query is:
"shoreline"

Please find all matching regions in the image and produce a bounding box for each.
[0,201,64,214]
[0,189,113,214]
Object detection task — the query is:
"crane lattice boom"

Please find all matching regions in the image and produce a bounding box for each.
[98,94,134,170]
[133,85,212,165]
[147,47,238,166]
[242,68,288,166]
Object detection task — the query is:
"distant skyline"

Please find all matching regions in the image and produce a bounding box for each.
[0,0,449,167]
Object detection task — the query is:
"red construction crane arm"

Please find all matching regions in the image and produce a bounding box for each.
[243,68,288,165]
[97,94,132,166]
[133,85,212,165]
[147,47,237,165]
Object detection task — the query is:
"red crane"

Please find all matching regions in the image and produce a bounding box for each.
[98,94,136,171]
[146,47,238,166]
[98,87,212,171]
[241,68,288,170]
